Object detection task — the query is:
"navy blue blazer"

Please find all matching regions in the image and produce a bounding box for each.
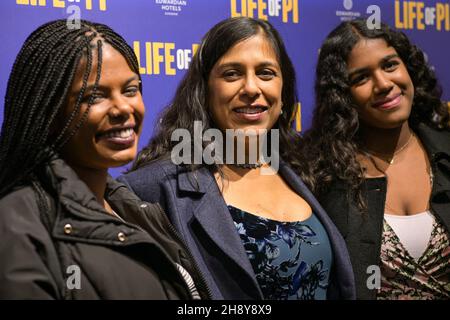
[118,160,356,300]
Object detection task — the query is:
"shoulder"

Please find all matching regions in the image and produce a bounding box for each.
[117,159,181,202]
[0,186,41,222]
[119,159,177,186]
[416,122,450,152]
[0,186,61,299]
[0,185,53,254]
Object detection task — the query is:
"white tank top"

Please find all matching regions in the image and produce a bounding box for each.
[384,211,435,260]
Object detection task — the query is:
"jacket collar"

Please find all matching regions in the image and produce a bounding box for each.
[42,158,156,245]
[177,165,212,194]
[415,124,450,231]
[173,160,344,298]
[45,157,143,214]
[175,164,263,297]
[415,122,450,159]
[46,158,128,220]
[415,123,450,192]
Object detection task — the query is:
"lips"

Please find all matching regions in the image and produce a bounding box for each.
[372,93,402,110]
[233,105,268,114]
[232,105,269,122]
[96,125,137,147]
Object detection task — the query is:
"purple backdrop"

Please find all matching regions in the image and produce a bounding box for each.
[1,0,449,177]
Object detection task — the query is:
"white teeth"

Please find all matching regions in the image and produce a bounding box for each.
[235,107,266,114]
[103,128,134,139]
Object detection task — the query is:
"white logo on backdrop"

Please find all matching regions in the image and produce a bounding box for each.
[155,0,188,16]
[336,0,361,21]
[343,0,353,11]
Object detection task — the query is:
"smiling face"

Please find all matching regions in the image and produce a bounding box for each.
[60,43,145,171]
[347,38,414,130]
[207,33,283,133]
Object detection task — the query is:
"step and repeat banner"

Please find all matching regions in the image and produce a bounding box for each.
[1,0,449,176]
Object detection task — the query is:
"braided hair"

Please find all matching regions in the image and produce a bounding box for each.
[0,19,141,197]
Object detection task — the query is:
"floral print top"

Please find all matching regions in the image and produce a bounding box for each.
[377,216,450,300]
[228,205,332,300]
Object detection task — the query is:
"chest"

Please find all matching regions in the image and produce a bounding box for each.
[363,150,433,215]
[220,174,312,222]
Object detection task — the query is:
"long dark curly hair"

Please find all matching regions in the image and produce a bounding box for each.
[299,18,448,208]
[131,17,304,176]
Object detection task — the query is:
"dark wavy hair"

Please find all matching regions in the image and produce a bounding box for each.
[299,18,448,208]
[0,19,141,197]
[131,17,303,175]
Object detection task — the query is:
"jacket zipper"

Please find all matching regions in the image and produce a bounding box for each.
[115,220,208,299]
[76,197,213,299]
[98,206,208,300]
[128,201,214,299]
[164,218,213,300]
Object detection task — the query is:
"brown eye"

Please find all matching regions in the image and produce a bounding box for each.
[82,93,104,104]
[258,69,276,80]
[124,86,139,97]
[223,70,240,80]
[384,60,400,71]
[350,74,368,86]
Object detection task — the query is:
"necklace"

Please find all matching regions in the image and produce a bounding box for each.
[364,150,434,214]
[233,162,264,169]
[362,132,415,165]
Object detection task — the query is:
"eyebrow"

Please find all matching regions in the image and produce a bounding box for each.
[216,61,280,71]
[81,75,140,93]
[348,54,399,77]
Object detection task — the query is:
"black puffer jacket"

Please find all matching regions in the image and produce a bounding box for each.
[0,157,210,299]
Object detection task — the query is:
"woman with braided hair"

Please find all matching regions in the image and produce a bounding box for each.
[0,19,209,299]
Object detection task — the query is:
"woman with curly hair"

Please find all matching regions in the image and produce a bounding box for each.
[119,17,355,300]
[300,18,450,299]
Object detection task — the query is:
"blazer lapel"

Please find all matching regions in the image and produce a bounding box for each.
[177,167,263,297]
[416,123,450,230]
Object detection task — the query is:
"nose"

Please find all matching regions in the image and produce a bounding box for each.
[373,71,394,95]
[108,95,133,122]
[241,74,261,99]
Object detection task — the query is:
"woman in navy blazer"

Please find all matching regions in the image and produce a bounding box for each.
[119,17,355,300]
